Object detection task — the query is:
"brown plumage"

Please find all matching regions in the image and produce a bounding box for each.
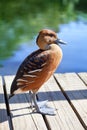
[9,29,66,115]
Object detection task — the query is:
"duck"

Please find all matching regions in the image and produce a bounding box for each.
[9,29,66,115]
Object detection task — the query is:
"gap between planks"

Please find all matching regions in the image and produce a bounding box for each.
[0,76,12,130]
[1,73,86,130]
[54,73,87,130]
[78,72,87,86]
[3,76,48,130]
[37,75,84,130]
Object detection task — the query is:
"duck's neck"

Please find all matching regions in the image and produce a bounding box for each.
[41,44,62,55]
[48,44,62,52]
[49,44,63,61]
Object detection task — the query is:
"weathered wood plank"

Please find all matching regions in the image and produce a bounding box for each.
[54,73,87,129]
[0,76,10,130]
[25,94,48,130]
[78,72,87,85]
[4,76,47,130]
[37,76,84,130]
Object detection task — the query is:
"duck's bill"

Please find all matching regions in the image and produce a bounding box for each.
[55,39,67,45]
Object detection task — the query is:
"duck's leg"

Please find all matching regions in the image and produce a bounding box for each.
[29,91,34,109]
[29,91,48,108]
[31,92,56,115]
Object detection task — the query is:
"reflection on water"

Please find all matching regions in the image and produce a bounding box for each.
[0,0,87,75]
[58,21,87,72]
[0,21,87,75]
[0,0,80,59]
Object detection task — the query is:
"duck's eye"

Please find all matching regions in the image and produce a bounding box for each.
[49,34,54,37]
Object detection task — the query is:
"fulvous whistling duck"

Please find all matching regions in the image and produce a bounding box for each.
[9,29,66,115]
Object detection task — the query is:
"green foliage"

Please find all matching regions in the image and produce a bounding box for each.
[0,0,87,59]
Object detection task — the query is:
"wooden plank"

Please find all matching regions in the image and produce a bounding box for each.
[0,76,10,130]
[54,73,87,129]
[78,72,87,85]
[25,94,48,130]
[37,76,84,130]
[4,76,47,130]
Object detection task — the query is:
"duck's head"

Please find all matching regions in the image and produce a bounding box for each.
[36,29,66,50]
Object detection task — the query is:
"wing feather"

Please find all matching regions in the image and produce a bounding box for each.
[11,49,50,94]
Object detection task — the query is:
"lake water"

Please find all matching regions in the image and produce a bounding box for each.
[0,21,87,75]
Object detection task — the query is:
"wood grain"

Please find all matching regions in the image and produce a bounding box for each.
[1,73,87,130]
[54,73,87,129]
[78,72,87,85]
[4,76,47,130]
[37,76,84,130]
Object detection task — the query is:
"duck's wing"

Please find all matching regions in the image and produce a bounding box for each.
[10,49,50,94]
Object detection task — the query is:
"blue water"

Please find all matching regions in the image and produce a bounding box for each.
[0,21,87,75]
[58,21,87,73]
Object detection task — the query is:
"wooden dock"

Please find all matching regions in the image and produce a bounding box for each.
[0,73,87,130]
